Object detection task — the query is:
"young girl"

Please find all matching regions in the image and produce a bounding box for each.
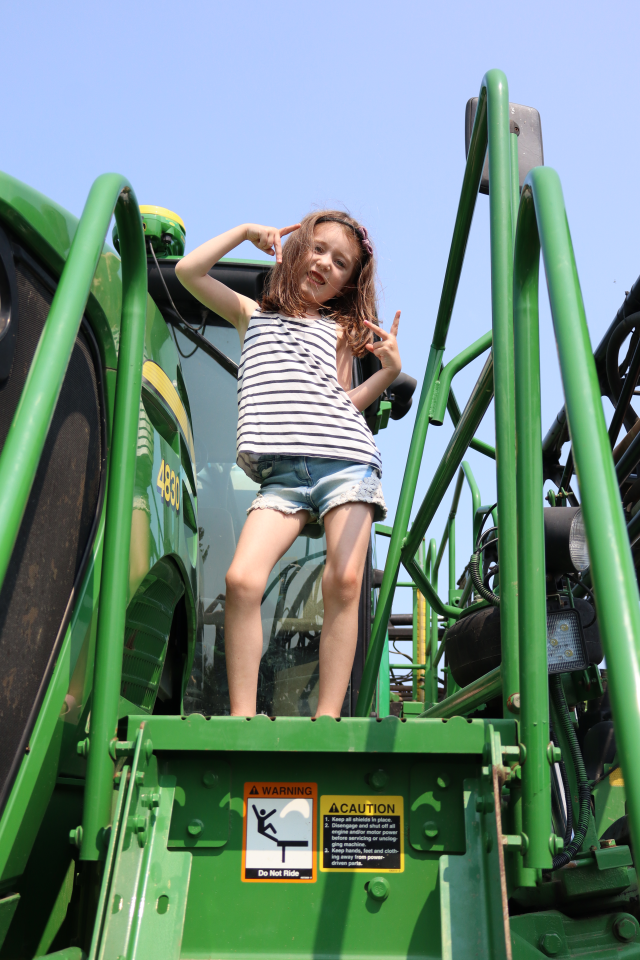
[175,212,401,718]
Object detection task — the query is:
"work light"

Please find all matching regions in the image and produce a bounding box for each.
[546,607,589,674]
[544,507,590,576]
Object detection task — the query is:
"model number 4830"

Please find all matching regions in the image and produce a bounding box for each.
[156,459,180,512]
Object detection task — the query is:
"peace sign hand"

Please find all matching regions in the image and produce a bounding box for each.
[364,311,401,376]
[245,223,301,263]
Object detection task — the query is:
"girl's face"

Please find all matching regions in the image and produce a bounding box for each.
[298,222,360,308]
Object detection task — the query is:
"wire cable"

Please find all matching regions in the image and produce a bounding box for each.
[147,241,239,377]
[550,675,591,869]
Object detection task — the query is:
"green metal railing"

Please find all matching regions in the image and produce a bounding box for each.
[356,68,519,718]
[513,164,640,869]
[79,178,148,860]
[359,68,640,873]
[0,173,148,860]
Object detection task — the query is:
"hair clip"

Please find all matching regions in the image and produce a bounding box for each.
[357,226,374,257]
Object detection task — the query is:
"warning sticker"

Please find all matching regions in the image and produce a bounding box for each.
[242,782,317,882]
[320,795,404,873]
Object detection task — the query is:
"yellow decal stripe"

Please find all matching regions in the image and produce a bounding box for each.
[142,360,195,464]
[139,205,185,231]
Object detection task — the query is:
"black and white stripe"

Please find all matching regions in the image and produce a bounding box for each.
[236,311,382,482]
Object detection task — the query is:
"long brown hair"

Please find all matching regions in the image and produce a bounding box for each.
[260,210,378,357]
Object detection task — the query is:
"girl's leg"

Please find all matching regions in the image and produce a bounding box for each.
[316,502,374,718]
[225,507,309,715]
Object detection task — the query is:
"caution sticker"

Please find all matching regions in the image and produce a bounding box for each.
[242,782,317,882]
[320,795,404,873]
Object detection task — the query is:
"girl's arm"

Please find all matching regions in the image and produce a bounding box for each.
[347,313,402,412]
[175,222,300,339]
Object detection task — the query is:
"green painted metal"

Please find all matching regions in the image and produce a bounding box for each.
[429,329,493,425]
[420,667,502,719]
[0,895,20,953]
[439,779,509,959]
[98,721,515,960]
[510,132,520,246]
[426,538,438,703]
[68,175,148,862]
[519,164,640,871]
[125,712,517,753]
[447,516,456,605]
[512,179,552,869]
[485,72,520,720]
[378,632,391,718]
[411,541,422,700]
[447,388,496,460]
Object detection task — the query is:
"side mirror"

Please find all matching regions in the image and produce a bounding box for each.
[465,98,544,196]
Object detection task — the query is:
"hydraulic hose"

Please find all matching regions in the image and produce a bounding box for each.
[469,552,500,605]
[550,674,591,869]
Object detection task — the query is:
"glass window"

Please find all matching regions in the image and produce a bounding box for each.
[174,323,351,717]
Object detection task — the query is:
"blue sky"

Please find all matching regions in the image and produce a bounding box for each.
[3,0,639,615]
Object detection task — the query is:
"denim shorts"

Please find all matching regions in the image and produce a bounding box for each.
[248,457,387,526]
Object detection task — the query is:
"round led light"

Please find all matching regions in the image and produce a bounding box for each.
[569,508,590,572]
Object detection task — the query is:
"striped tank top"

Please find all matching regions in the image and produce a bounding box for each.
[236,310,382,483]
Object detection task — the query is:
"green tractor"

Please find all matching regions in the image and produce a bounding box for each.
[0,68,639,959]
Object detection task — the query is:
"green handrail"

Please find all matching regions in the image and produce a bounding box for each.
[74,178,146,861]
[0,175,146,861]
[514,165,640,867]
[426,538,438,703]
[356,69,515,717]
[420,666,502,718]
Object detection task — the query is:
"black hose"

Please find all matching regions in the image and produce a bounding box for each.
[606,313,640,401]
[469,552,500,606]
[550,674,591,869]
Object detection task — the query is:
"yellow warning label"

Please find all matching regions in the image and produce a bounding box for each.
[320,795,404,873]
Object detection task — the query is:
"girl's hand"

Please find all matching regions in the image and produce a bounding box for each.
[364,312,401,376]
[245,223,301,263]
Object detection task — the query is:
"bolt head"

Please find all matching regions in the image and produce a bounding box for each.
[368,877,390,901]
[202,770,218,788]
[540,932,562,956]
[423,821,439,839]
[188,819,203,837]
[436,773,450,789]
[368,769,389,790]
[68,826,83,848]
[614,915,638,942]
[507,693,521,713]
